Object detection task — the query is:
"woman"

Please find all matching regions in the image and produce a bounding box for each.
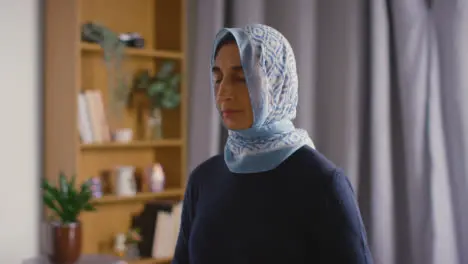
[173,24,373,264]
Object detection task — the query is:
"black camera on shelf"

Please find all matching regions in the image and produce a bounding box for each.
[119,32,145,49]
[81,22,145,49]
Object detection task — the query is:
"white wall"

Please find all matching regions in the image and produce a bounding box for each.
[0,0,40,263]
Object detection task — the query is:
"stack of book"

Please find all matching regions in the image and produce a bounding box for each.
[131,200,183,259]
[77,90,111,144]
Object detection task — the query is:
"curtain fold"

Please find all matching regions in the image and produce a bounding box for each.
[433,1,468,263]
[361,1,395,263]
[386,1,434,263]
[187,0,224,172]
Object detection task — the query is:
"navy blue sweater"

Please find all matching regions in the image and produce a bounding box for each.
[172,146,373,264]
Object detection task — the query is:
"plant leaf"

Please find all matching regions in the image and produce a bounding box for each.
[42,179,70,215]
[169,74,181,88]
[83,203,96,212]
[43,191,64,219]
[68,175,76,192]
[161,90,181,109]
[57,172,75,219]
[148,81,166,96]
[157,61,175,79]
[77,181,93,209]
[41,179,58,196]
[80,181,92,194]
[135,70,151,89]
[66,178,78,219]
[59,172,69,195]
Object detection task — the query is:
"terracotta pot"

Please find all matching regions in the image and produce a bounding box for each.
[48,221,82,264]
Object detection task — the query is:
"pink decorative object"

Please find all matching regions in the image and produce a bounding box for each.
[149,163,165,192]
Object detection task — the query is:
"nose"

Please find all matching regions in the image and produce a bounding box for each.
[216,80,234,102]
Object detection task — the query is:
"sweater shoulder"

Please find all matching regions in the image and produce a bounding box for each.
[187,154,226,186]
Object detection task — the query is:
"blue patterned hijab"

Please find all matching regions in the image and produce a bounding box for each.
[211,24,315,173]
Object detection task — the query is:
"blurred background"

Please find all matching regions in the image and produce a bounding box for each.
[0,0,467,264]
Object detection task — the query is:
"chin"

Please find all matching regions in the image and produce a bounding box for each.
[223,121,249,131]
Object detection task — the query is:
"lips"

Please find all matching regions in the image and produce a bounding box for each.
[222,110,241,114]
[222,110,242,118]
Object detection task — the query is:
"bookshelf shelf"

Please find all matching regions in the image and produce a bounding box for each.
[81,139,182,150]
[129,257,173,264]
[91,188,184,205]
[81,42,183,59]
[45,0,187,257]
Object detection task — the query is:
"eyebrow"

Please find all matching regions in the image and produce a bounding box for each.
[211,65,243,72]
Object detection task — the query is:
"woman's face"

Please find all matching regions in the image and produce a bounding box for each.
[213,43,254,130]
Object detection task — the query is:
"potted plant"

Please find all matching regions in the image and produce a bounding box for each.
[132,61,182,139]
[42,172,97,264]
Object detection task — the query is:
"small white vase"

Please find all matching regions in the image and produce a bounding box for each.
[114,128,133,143]
[115,166,136,196]
[146,108,163,140]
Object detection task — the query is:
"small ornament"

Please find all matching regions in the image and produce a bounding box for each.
[114,233,126,257]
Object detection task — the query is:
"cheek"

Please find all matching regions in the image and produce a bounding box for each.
[214,86,222,103]
[239,86,252,108]
[214,86,219,99]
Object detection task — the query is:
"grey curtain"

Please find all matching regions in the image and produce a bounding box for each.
[186,0,468,264]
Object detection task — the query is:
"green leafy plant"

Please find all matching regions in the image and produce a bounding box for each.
[81,22,129,119]
[41,172,96,224]
[132,61,181,114]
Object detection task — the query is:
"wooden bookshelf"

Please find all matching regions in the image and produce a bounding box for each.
[44,0,187,261]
